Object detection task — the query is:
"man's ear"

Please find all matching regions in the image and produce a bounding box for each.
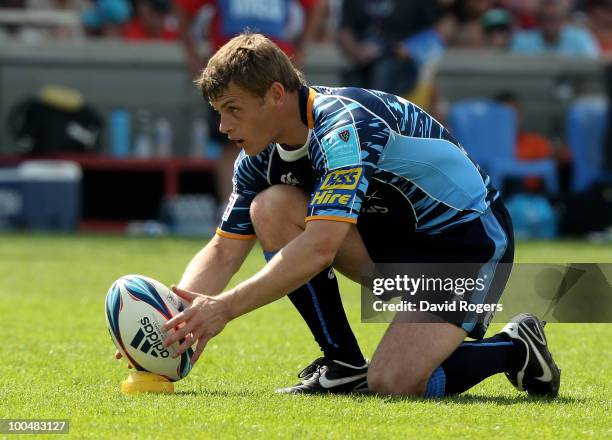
[267,82,286,106]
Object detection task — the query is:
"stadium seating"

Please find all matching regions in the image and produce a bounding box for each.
[566,97,611,193]
[449,99,558,195]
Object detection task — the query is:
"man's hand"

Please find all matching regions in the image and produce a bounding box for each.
[162,286,232,364]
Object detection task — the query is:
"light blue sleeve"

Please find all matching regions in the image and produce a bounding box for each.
[568,27,600,58]
[307,96,390,223]
[510,31,542,55]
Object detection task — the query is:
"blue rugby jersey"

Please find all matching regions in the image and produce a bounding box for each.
[217,86,498,239]
[217,140,316,239]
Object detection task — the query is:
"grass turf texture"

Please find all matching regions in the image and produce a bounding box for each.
[0,234,610,439]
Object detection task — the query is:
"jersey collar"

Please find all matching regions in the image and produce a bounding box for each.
[298,85,316,129]
[277,129,311,162]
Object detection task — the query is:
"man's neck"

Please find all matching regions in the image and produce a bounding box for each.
[275,88,310,150]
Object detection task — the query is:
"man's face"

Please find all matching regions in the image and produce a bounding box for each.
[487,28,512,49]
[539,3,565,42]
[210,82,279,156]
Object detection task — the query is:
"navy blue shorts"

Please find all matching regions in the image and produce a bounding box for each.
[357,198,515,339]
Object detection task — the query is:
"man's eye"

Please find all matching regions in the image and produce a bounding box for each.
[229,107,240,114]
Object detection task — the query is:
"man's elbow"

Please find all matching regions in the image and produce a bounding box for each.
[313,245,337,270]
[309,235,342,270]
[303,220,351,270]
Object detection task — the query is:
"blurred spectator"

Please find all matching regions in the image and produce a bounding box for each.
[337,0,445,96]
[495,90,573,193]
[173,0,312,203]
[482,8,513,49]
[587,0,612,56]
[398,13,455,117]
[510,0,600,57]
[121,0,178,41]
[27,0,82,9]
[605,63,612,172]
[174,0,311,77]
[303,0,342,43]
[0,0,84,41]
[448,0,495,48]
[82,0,132,36]
[497,0,541,29]
[585,2,612,170]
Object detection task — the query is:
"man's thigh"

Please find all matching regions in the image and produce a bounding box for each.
[368,318,467,396]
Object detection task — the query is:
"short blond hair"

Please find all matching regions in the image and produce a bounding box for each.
[196,33,305,101]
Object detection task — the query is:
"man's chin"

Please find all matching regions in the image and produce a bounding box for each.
[242,142,268,156]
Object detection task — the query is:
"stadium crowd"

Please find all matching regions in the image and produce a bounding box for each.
[0,1,610,57]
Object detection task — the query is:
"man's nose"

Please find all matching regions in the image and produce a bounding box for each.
[219,114,231,135]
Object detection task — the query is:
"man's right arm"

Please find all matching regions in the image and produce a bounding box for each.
[178,234,256,296]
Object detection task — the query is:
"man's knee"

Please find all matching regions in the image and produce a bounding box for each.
[367,364,430,397]
[250,185,308,225]
[250,185,308,250]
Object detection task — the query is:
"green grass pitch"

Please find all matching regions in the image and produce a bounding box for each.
[0,234,610,439]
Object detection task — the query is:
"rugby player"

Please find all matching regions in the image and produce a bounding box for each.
[161,33,561,397]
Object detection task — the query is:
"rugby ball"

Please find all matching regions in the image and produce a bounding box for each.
[105,274,193,382]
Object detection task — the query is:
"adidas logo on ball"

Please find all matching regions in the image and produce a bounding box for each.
[129,317,170,358]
